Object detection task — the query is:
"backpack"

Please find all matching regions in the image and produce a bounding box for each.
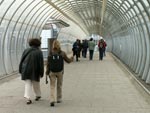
[49,51,64,72]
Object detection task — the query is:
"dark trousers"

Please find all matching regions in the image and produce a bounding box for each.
[89,50,94,60]
[82,48,87,58]
[99,48,104,60]
[73,50,79,61]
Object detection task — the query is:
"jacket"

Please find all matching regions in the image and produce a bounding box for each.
[19,47,44,82]
[88,41,95,50]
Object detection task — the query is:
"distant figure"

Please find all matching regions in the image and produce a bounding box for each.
[88,38,95,60]
[72,39,79,61]
[82,39,88,58]
[19,38,44,104]
[103,40,107,56]
[98,39,105,60]
[46,40,73,107]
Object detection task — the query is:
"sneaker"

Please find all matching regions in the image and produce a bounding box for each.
[35,96,41,101]
[26,100,32,105]
[50,102,55,107]
[57,100,62,103]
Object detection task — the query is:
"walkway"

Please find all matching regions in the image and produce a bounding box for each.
[0,52,150,113]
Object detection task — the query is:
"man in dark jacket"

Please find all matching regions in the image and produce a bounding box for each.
[19,38,44,104]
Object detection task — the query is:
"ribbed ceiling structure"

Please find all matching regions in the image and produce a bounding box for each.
[45,0,150,37]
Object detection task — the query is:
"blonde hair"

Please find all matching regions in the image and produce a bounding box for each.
[52,40,61,50]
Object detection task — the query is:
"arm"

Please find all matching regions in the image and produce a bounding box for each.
[62,51,73,63]
[45,56,50,75]
[39,51,44,77]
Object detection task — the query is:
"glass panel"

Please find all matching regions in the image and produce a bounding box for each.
[123,4,128,10]
[5,0,23,19]
[137,2,144,11]
[128,0,134,5]
[134,5,139,14]
[125,1,130,7]
[0,0,14,18]
[0,26,6,75]
[130,9,136,16]
[13,0,34,20]
[143,0,149,7]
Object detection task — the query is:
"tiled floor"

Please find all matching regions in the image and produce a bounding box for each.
[0,52,150,113]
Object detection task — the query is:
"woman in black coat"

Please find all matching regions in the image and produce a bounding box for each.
[19,38,44,104]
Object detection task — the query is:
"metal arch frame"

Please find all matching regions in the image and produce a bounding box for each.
[45,0,89,35]
[26,2,48,39]
[121,1,137,72]
[112,1,137,71]
[15,0,38,62]
[2,0,26,72]
[0,0,16,75]
[113,0,146,77]
[66,1,90,32]
[112,0,148,81]
[103,5,128,35]
[22,1,46,44]
[138,0,150,83]
[0,0,16,25]
[31,4,52,38]
[16,0,43,53]
[35,8,55,39]
[139,0,150,83]
[108,0,146,78]
[19,0,44,48]
[10,0,35,64]
[104,2,128,34]
[133,1,146,76]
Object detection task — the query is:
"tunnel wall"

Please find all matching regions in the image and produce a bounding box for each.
[109,0,150,84]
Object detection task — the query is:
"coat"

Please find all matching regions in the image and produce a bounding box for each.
[19,47,44,82]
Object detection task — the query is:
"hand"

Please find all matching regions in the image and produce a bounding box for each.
[70,56,74,61]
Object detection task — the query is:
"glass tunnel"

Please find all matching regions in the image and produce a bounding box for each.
[0,0,150,86]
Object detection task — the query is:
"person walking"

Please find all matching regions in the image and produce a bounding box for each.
[82,39,88,58]
[72,39,79,61]
[98,39,104,60]
[46,40,73,107]
[88,38,95,60]
[19,38,44,104]
[103,40,107,56]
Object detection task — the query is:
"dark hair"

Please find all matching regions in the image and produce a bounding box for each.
[90,38,93,41]
[29,38,41,47]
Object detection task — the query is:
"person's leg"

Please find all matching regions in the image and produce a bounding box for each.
[99,49,101,60]
[89,50,92,60]
[56,72,63,103]
[24,80,32,104]
[50,73,56,106]
[100,49,103,60]
[85,49,87,58]
[91,50,94,60]
[33,81,41,101]
[75,51,79,61]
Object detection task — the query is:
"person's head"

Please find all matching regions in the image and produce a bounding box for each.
[90,38,93,41]
[29,38,41,47]
[52,40,61,50]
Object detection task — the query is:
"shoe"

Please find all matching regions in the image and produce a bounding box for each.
[50,102,55,107]
[26,100,32,104]
[35,96,41,101]
[57,100,62,103]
